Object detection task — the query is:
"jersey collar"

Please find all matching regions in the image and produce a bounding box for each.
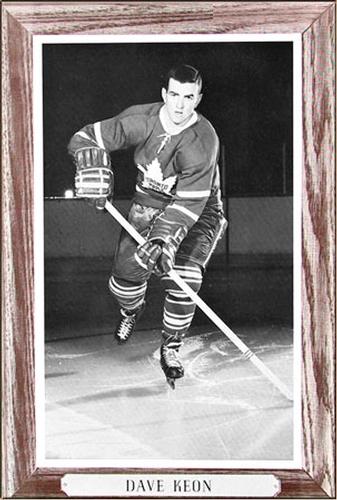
[159,105,198,136]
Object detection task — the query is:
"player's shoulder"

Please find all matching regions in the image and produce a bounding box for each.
[186,113,219,151]
[195,113,218,141]
[119,102,162,119]
[178,114,219,166]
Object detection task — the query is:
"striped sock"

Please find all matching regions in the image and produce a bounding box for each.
[108,276,147,311]
[161,263,202,335]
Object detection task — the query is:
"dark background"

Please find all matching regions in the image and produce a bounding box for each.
[43,42,293,198]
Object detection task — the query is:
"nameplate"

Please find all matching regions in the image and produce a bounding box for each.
[61,473,281,497]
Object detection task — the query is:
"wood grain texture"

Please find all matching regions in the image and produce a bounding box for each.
[2,2,334,34]
[1,1,335,498]
[302,4,336,497]
[2,8,36,498]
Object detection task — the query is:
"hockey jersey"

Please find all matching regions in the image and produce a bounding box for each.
[68,102,223,230]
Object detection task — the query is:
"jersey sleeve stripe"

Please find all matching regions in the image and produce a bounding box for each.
[94,121,105,149]
[176,189,211,198]
[167,203,199,222]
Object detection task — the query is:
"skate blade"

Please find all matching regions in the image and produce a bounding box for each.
[166,377,176,390]
[115,335,129,344]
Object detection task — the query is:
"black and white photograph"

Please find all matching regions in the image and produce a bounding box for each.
[2,2,335,498]
[39,35,300,467]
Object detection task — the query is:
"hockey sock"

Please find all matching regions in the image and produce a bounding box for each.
[109,275,147,311]
[161,262,202,335]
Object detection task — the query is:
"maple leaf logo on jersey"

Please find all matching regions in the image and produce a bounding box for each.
[137,158,177,195]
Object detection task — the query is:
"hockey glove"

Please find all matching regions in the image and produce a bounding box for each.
[135,225,188,276]
[74,147,113,210]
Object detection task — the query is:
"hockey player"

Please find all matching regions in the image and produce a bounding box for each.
[68,64,227,388]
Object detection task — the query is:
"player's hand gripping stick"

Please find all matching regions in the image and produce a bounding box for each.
[105,200,293,401]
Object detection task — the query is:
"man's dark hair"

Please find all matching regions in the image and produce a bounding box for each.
[164,64,202,91]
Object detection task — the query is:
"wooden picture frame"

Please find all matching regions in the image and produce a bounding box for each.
[2,1,335,498]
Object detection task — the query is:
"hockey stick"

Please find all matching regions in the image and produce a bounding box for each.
[105,200,293,401]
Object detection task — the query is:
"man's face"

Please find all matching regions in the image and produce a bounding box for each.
[162,78,202,126]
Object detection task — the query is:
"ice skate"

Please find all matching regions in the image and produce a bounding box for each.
[114,303,145,344]
[160,332,184,389]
